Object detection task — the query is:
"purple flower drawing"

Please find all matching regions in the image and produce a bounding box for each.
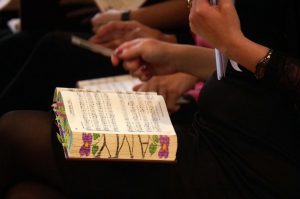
[79,133,92,156]
[158,135,169,159]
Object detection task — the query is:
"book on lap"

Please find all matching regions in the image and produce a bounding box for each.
[53,87,177,162]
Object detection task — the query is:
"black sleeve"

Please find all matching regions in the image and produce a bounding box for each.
[265,50,300,107]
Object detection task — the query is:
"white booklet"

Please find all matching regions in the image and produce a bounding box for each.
[0,0,10,10]
[77,74,142,92]
[94,0,146,11]
[77,74,190,104]
[210,0,242,80]
[71,36,113,57]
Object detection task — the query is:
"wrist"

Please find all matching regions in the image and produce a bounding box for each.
[223,35,270,73]
[254,49,273,79]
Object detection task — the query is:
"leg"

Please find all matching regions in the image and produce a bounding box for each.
[0,30,46,91]
[0,110,209,199]
[5,181,66,199]
[0,31,127,115]
[0,111,64,197]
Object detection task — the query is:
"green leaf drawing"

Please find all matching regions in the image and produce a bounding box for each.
[92,144,99,156]
[149,143,158,155]
[93,133,100,140]
[152,135,159,143]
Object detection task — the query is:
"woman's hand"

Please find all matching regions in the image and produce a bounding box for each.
[189,0,243,53]
[111,38,180,81]
[89,21,177,49]
[189,0,271,73]
[133,73,199,113]
[91,10,124,32]
[112,38,215,81]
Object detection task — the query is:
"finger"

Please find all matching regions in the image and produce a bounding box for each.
[129,65,152,81]
[111,40,140,66]
[158,88,167,101]
[126,27,145,40]
[100,39,123,50]
[123,59,143,73]
[167,92,179,109]
[114,39,145,61]
[91,13,101,27]
[139,69,153,81]
[117,40,147,61]
[111,53,120,66]
[115,39,143,52]
[168,104,180,114]
[132,83,143,91]
[93,21,137,41]
[91,30,124,44]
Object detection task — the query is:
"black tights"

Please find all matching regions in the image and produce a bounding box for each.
[0,111,65,198]
[0,108,199,199]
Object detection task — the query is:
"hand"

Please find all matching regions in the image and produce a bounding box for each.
[111,38,180,81]
[189,0,244,53]
[89,21,177,49]
[133,73,199,113]
[91,10,123,32]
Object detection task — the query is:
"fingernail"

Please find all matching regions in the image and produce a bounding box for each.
[114,49,123,57]
[141,64,148,72]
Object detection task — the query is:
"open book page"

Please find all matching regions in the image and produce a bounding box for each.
[0,0,10,10]
[60,89,175,135]
[77,74,142,91]
[77,74,190,104]
[53,88,177,161]
[94,0,145,11]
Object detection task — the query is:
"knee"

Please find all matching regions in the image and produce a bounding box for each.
[0,111,16,141]
[0,111,28,146]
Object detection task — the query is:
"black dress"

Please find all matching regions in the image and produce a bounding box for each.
[48,1,300,198]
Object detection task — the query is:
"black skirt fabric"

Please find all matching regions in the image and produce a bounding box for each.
[50,66,300,199]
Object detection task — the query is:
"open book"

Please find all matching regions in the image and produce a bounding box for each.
[94,0,146,11]
[77,74,141,91]
[53,87,177,162]
[76,74,190,104]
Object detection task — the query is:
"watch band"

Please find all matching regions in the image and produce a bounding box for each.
[121,10,131,21]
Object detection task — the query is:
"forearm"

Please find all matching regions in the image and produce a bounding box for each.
[226,36,300,106]
[169,44,215,81]
[223,36,270,73]
[130,0,189,29]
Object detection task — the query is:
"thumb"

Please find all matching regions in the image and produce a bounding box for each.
[116,39,145,60]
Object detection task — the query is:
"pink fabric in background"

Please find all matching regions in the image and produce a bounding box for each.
[185,81,204,102]
[194,35,212,48]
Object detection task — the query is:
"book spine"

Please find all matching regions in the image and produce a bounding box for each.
[68,132,177,161]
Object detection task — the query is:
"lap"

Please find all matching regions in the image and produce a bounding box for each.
[1,110,211,198]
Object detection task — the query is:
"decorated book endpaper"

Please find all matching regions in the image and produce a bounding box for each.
[53,87,177,162]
